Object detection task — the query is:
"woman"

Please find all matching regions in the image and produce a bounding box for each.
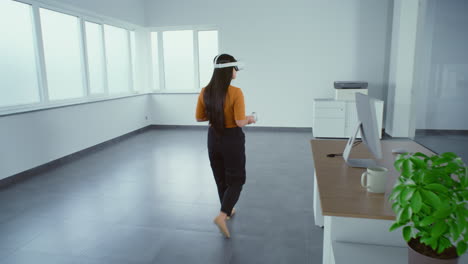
[195,54,255,238]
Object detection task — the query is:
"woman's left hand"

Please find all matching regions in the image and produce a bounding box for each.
[247,115,256,124]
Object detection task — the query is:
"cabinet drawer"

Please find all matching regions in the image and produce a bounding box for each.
[313,118,346,138]
[314,101,346,119]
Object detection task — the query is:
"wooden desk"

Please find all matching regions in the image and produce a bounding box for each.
[310,139,434,264]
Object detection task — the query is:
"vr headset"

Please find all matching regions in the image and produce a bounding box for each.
[213,55,245,71]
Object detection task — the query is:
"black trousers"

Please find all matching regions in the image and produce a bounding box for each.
[208,127,246,216]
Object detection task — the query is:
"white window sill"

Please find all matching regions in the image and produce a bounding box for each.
[152,90,200,94]
[0,89,203,117]
[0,92,148,117]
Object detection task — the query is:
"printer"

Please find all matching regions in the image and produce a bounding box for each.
[334,81,368,101]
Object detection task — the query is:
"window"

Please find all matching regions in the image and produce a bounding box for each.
[198,30,219,88]
[151,32,161,90]
[0,0,141,115]
[130,31,138,92]
[151,28,218,92]
[40,8,84,101]
[85,21,105,95]
[162,30,195,91]
[0,0,40,107]
[104,25,130,94]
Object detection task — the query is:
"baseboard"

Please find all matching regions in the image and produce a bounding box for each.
[416,129,468,136]
[0,125,152,189]
[150,125,207,130]
[151,124,311,132]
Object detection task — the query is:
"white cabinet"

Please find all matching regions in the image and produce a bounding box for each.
[313,98,384,138]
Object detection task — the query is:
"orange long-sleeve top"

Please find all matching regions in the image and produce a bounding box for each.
[195,85,246,128]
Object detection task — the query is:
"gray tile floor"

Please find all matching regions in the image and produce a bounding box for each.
[0,128,321,264]
[2,128,467,264]
[414,130,468,162]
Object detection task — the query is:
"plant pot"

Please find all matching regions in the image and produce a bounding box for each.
[408,239,459,264]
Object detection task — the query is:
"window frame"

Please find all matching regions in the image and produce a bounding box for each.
[0,0,144,116]
[149,25,220,94]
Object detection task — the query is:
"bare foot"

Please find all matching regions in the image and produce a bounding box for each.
[226,208,236,220]
[213,214,230,238]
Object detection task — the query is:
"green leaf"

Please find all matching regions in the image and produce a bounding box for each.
[405,179,417,186]
[456,208,468,234]
[446,161,460,171]
[461,191,468,200]
[394,158,405,172]
[391,203,400,214]
[421,204,432,215]
[410,191,422,213]
[397,207,411,224]
[441,152,458,160]
[389,222,405,232]
[431,221,448,238]
[460,173,468,188]
[412,171,423,183]
[412,214,421,223]
[389,185,405,202]
[429,237,439,250]
[400,187,416,205]
[420,216,435,227]
[402,159,413,177]
[433,157,452,166]
[413,152,429,160]
[422,172,438,184]
[425,183,449,194]
[457,214,466,235]
[420,236,432,246]
[421,189,442,209]
[448,221,460,241]
[438,237,451,254]
[403,226,412,242]
[437,244,446,254]
[433,206,452,219]
[457,241,467,256]
[410,156,426,169]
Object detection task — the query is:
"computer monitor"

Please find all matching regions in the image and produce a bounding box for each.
[343,93,382,168]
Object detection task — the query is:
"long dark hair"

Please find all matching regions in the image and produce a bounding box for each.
[204,54,237,135]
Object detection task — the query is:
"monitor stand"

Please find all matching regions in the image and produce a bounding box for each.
[343,122,378,168]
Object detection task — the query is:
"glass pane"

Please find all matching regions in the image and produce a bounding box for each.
[163,30,194,90]
[40,8,84,101]
[198,31,218,89]
[0,0,40,107]
[130,31,137,92]
[151,32,160,90]
[104,25,130,94]
[85,21,105,95]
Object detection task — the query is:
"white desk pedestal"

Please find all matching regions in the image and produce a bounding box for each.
[313,170,324,227]
[323,216,406,264]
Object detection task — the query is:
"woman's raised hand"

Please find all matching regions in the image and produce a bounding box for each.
[247,115,256,124]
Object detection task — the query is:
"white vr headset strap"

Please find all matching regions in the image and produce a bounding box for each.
[213,54,221,65]
[213,54,242,69]
[214,62,241,69]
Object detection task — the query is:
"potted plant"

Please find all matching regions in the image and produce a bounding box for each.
[389,152,468,263]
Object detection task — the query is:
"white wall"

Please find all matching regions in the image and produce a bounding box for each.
[0,96,150,180]
[415,0,468,130]
[51,0,146,25]
[146,0,393,127]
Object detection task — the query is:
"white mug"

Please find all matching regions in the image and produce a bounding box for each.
[361,167,388,193]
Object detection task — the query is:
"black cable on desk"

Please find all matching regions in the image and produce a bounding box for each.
[326,141,362,158]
